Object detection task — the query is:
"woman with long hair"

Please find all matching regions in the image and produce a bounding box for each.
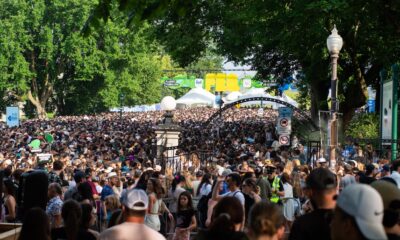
[280,172,295,227]
[173,191,196,240]
[145,178,170,231]
[19,208,51,240]
[168,173,186,217]
[198,197,247,240]
[80,203,99,239]
[3,179,16,222]
[247,202,285,240]
[51,200,96,240]
[241,178,261,225]
[197,173,212,197]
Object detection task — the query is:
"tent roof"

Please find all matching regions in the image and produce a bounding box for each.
[176,88,215,106]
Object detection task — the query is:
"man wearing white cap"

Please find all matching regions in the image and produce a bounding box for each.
[317,157,327,168]
[100,189,165,240]
[331,184,387,240]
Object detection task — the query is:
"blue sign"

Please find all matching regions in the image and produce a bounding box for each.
[367,100,375,113]
[6,106,19,127]
[278,107,293,118]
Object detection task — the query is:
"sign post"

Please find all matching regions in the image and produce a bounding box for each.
[392,65,398,161]
[277,107,293,146]
[380,64,399,161]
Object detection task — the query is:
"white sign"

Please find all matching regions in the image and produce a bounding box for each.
[37,153,52,162]
[279,135,290,146]
[277,117,292,134]
[6,106,19,127]
[382,81,393,141]
[243,79,252,88]
[257,108,264,117]
[277,107,293,134]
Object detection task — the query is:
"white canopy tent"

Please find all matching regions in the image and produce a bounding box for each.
[223,91,243,102]
[176,88,215,108]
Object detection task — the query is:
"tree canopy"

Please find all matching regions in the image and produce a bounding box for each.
[0,0,164,118]
[89,0,400,125]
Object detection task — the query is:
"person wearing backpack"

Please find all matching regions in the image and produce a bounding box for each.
[196,173,212,228]
[212,172,245,206]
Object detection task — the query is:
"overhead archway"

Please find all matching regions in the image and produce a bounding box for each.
[204,97,319,132]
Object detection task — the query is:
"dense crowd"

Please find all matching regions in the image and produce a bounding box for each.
[0,107,398,240]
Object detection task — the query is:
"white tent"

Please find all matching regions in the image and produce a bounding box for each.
[176,88,215,108]
[223,91,242,102]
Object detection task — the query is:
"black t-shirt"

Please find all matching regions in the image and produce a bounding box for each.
[289,208,334,240]
[176,209,195,228]
[359,176,376,185]
[388,233,400,240]
[51,227,97,240]
[243,193,255,223]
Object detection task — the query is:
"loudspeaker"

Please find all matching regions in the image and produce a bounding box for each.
[17,170,48,221]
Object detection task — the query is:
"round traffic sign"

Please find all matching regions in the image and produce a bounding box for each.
[280,118,289,127]
[279,135,290,145]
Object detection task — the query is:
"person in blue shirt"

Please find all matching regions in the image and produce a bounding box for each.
[101,172,116,201]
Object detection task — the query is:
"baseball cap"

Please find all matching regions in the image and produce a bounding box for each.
[317,157,327,163]
[222,169,232,177]
[121,189,149,211]
[380,164,390,172]
[336,184,386,240]
[107,172,117,178]
[306,168,337,190]
[371,180,400,212]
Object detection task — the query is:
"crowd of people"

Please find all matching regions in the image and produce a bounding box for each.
[0,107,397,240]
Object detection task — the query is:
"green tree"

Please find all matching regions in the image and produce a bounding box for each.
[0,0,102,118]
[345,113,379,139]
[0,1,163,117]
[89,0,400,127]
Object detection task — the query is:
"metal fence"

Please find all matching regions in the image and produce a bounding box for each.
[158,148,215,174]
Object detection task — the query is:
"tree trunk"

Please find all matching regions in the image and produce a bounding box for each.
[310,80,329,123]
[27,90,47,119]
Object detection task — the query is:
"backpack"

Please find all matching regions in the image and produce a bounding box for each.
[197,191,212,228]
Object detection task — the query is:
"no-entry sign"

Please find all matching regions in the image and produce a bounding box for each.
[280,118,289,127]
[279,135,290,146]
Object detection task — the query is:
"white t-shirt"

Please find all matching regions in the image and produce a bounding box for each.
[222,190,245,206]
[391,172,400,189]
[168,186,186,213]
[192,180,201,197]
[96,185,103,194]
[199,183,212,197]
[100,222,165,240]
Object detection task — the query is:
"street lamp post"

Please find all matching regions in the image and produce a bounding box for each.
[154,96,182,173]
[327,25,343,168]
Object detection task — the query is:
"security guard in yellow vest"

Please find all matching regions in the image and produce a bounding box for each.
[265,164,284,203]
